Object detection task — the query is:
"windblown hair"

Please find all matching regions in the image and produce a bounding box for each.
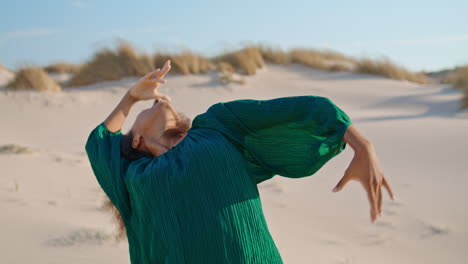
[103,112,192,240]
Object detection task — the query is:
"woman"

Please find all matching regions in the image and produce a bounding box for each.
[86,60,395,263]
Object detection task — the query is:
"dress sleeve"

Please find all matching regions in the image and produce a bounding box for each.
[85,122,132,220]
[191,96,352,184]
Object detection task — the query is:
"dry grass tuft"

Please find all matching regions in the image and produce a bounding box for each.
[257,46,290,65]
[213,47,264,75]
[289,49,329,70]
[7,67,61,91]
[68,42,154,87]
[443,65,468,108]
[217,62,245,84]
[44,62,82,74]
[329,63,352,72]
[355,58,428,84]
[154,52,212,75]
[444,66,468,89]
[289,48,356,71]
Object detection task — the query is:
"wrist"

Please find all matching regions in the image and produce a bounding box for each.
[125,89,139,104]
[343,124,373,154]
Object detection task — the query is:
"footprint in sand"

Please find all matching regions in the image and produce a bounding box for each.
[334,256,357,264]
[381,199,403,216]
[258,181,284,193]
[382,208,398,216]
[44,228,118,247]
[48,152,87,166]
[375,220,395,229]
[357,232,392,246]
[320,237,347,246]
[419,221,450,239]
[1,196,27,206]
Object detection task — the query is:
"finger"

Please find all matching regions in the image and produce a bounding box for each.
[377,184,382,217]
[158,60,172,78]
[382,176,395,200]
[332,172,351,192]
[364,182,378,223]
[144,68,161,79]
[154,78,166,84]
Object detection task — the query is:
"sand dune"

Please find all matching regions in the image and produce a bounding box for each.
[0,64,467,263]
[0,65,14,87]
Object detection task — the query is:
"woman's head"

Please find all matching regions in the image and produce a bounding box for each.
[121,98,191,161]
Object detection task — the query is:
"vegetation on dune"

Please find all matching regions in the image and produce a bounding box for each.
[443,65,468,108]
[355,58,428,84]
[212,47,264,75]
[67,42,154,87]
[7,67,61,92]
[44,62,82,74]
[153,52,212,75]
[257,46,290,65]
[13,41,435,89]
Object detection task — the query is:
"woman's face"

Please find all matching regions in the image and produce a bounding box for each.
[130,99,190,156]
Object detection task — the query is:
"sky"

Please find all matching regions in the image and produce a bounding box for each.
[1,0,467,72]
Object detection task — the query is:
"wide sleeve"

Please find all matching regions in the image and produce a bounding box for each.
[85,122,132,220]
[191,96,352,184]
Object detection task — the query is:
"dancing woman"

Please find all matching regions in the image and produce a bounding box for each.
[86,60,394,263]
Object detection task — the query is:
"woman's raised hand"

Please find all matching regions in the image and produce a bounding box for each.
[129,60,172,101]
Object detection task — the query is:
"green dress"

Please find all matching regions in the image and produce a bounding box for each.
[85,96,352,263]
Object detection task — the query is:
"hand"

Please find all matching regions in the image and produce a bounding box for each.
[129,60,172,101]
[332,144,395,223]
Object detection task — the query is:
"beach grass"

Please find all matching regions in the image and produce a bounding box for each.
[212,47,264,75]
[7,67,61,92]
[49,41,433,87]
[153,52,212,75]
[355,58,428,84]
[67,42,153,87]
[44,62,82,74]
[443,65,468,108]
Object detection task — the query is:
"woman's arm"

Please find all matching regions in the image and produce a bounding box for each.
[103,60,172,133]
[333,124,395,223]
[104,91,139,133]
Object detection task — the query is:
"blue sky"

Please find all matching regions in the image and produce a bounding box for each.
[1,0,467,71]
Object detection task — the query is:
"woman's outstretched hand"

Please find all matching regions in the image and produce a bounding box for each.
[129,60,172,101]
[332,125,395,223]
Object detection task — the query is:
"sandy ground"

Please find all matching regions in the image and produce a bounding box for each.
[1,64,467,263]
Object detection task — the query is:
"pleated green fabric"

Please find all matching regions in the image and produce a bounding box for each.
[85,96,352,263]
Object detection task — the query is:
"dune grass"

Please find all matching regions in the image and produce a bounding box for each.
[7,67,61,92]
[443,65,468,108]
[256,46,290,65]
[153,52,212,75]
[67,42,154,87]
[355,58,428,84]
[61,41,431,87]
[289,48,355,72]
[44,62,81,74]
[212,47,264,75]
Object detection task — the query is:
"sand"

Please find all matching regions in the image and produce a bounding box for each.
[1,64,467,263]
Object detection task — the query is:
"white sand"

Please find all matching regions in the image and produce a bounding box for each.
[1,64,467,263]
